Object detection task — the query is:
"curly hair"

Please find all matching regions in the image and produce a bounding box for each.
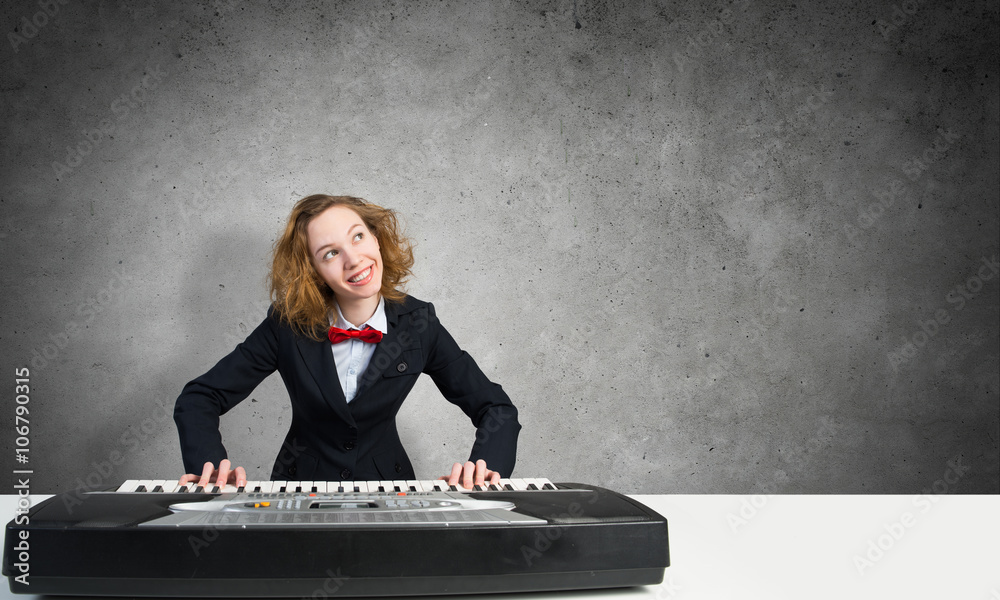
[268,195,414,340]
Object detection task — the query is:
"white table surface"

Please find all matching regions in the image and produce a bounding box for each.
[2,493,998,600]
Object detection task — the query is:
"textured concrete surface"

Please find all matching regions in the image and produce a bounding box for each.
[1,0,996,494]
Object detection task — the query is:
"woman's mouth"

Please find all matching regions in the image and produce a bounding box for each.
[347,266,374,285]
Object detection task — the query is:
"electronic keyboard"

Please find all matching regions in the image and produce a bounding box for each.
[4,478,669,597]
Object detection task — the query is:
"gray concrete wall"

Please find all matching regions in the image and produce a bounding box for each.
[1,0,996,494]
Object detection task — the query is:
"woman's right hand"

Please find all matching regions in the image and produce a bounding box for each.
[178,459,247,489]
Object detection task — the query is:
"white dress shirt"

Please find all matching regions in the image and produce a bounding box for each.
[330,297,387,403]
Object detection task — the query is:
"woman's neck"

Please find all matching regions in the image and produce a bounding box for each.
[338,294,380,326]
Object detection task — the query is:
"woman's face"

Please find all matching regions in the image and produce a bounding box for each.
[307,205,382,305]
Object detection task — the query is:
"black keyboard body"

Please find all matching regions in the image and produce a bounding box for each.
[3,482,669,596]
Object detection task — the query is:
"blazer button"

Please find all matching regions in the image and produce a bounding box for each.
[396,362,407,373]
[341,468,352,480]
[344,440,356,451]
[394,463,402,473]
[288,465,297,477]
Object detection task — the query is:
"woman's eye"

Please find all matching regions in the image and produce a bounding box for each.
[354,232,364,242]
[323,250,337,260]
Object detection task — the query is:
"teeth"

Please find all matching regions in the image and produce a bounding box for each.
[349,267,371,283]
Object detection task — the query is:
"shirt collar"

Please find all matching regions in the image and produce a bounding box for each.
[332,296,387,334]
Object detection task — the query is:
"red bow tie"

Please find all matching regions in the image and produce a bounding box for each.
[328,326,383,345]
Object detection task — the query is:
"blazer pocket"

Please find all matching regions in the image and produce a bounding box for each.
[380,348,424,379]
[273,449,318,481]
[372,448,415,480]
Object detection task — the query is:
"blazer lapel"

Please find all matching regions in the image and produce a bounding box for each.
[295,333,356,427]
[354,301,403,399]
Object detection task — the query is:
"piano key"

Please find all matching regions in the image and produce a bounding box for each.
[116,480,143,493]
[147,480,173,491]
[113,478,559,496]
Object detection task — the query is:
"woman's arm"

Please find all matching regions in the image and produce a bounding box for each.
[173,307,280,476]
[421,303,522,481]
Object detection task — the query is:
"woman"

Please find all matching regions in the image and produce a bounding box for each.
[174,195,520,490]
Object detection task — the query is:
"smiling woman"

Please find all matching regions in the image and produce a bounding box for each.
[173,195,521,490]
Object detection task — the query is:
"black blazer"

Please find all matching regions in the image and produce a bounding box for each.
[174,296,520,481]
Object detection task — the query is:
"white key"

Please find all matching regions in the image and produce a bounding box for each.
[116,480,142,492]
[313,481,328,493]
[147,479,173,492]
[129,479,152,492]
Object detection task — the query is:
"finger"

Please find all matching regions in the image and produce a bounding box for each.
[234,466,247,488]
[178,473,198,485]
[446,462,463,486]
[474,459,488,487]
[487,470,500,486]
[461,461,475,489]
[198,462,215,488]
[215,459,231,488]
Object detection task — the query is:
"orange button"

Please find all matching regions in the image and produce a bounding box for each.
[261,502,270,507]
[397,492,406,496]
[309,493,316,496]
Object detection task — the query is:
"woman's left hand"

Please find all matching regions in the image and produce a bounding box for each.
[440,459,500,489]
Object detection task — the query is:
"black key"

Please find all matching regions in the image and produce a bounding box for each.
[527,483,538,490]
[237,486,245,493]
[152,485,163,493]
[488,484,500,491]
[253,486,262,492]
[135,485,147,493]
[211,486,220,494]
[542,483,556,490]
[295,486,302,493]
[337,486,345,493]
[311,486,318,493]
[378,486,385,492]
[472,485,484,491]
[504,484,514,490]
[448,485,458,492]
[194,486,205,493]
